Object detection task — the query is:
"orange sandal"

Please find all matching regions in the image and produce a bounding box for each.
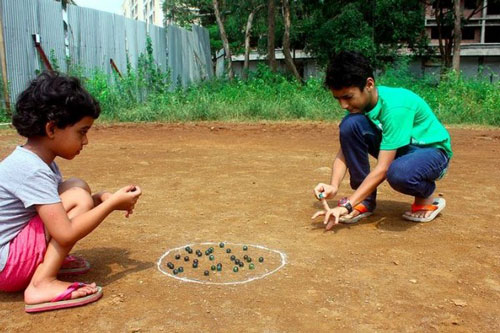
[339,203,373,224]
[402,198,446,223]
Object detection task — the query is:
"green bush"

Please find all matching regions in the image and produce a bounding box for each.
[1,50,499,126]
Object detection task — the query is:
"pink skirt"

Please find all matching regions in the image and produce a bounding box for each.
[0,216,47,292]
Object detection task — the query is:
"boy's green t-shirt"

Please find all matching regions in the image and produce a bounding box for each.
[365,86,453,158]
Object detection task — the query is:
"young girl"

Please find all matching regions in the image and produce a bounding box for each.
[0,72,142,312]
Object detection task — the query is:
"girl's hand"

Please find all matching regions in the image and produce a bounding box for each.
[109,185,142,217]
[313,183,338,200]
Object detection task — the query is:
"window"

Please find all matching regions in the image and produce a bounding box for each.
[464,0,478,10]
[462,27,476,40]
[485,26,500,42]
[431,26,452,39]
[432,0,452,9]
[487,2,500,15]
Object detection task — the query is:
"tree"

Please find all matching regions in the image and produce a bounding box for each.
[297,0,428,67]
[424,0,500,72]
[282,0,302,82]
[212,0,234,79]
[243,3,265,79]
[267,0,278,72]
[452,0,462,71]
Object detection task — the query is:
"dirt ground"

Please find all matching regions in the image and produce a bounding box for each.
[0,122,499,332]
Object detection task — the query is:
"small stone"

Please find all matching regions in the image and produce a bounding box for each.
[217,263,222,271]
[178,267,184,273]
[226,248,231,253]
[238,261,244,267]
[230,255,236,261]
[243,245,248,251]
[409,279,417,284]
[209,255,215,261]
[246,257,252,263]
[243,255,249,260]
[192,262,198,268]
[476,245,481,248]
[175,254,181,260]
[167,262,174,269]
[193,259,199,264]
[196,250,203,257]
[219,242,225,248]
[452,299,467,307]
[173,269,178,275]
[233,266,239,272]
[211,265,216,271]
[259,257,264,263]
[393,261,399,265]
[185,246,193,254]
[209,247,214,252]
[204,270,209,276]
[184,256,190,262]
[235,259,241,265]
[249,263,255,270]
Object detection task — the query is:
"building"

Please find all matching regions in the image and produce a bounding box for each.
[217,49,319,79]
[121,0,164,26]
[422,0,500,78]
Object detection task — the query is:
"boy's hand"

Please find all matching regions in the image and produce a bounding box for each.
[109,185,142,217]
[311,206,349,231]
[313,183,337,200]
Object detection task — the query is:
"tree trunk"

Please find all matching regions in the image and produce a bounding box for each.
[267,0,277,72]
[243,5,264,80]
[452,0,462,72]
[212,0,234,79]
[282,0,302,82]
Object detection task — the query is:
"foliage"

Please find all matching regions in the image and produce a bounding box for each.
[76,60,500,126]
[2,46,499,126]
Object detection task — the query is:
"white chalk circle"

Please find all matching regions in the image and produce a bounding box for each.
[157,242,287,285]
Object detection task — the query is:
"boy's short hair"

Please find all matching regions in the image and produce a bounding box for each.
[324,51,374,91]
[12,71,101,138]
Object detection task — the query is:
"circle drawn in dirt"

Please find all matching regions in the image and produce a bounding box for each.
[157,242,287,285]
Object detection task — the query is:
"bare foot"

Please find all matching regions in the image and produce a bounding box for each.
[404,197,435,219]
[24,280,98,305]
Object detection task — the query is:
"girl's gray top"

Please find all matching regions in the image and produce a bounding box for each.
[0,146,62,272]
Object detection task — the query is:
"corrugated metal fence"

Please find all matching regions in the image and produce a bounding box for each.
[0,0,213,105]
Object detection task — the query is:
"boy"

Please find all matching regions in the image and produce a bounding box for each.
[312,51,452,230]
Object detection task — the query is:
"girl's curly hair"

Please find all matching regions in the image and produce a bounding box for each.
[12,71,101,137]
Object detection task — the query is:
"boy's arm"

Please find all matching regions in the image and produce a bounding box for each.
[319,150,396,229]
[314,150,347,199]
[330,149,348,188]
[347,149,397,207]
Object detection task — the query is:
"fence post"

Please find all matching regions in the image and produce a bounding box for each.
[0,9,11,114]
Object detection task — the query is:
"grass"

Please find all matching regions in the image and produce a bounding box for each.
[1,59,499,126]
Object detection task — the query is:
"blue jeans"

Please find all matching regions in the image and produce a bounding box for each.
[339,114,449,212]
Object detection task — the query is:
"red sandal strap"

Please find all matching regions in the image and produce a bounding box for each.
[411,204,438,213]
[353,203,370,214]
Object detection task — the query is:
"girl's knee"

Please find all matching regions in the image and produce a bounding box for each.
[60,187,94,213]
[59,177,91,195]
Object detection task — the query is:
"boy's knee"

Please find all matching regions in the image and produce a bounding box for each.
[59,177,91,194]
[339,114,367,138]
[387,163,412,191]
